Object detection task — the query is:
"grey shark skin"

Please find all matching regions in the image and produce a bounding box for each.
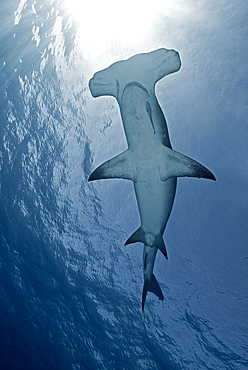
[88,48,216,311]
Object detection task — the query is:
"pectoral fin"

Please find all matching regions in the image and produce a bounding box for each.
[88,150,137,182]
[159,146,216,182]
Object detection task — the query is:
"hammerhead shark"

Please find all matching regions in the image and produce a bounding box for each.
[88,48,215,310]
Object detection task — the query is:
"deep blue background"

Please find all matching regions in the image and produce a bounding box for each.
[0,0,247,369]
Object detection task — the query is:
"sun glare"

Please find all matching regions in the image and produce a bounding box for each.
[63,0,170,58]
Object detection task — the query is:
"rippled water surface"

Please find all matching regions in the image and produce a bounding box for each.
[0,1,247,369]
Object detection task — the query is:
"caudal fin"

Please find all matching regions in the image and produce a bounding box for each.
[125,227,168,259]
[142,273,164,311]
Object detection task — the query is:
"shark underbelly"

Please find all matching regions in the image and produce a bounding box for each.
[133,176,177,235]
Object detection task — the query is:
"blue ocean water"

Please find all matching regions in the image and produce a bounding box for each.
[1,0,247,369]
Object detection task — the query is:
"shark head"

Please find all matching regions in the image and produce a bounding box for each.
[150,48,181,80]
[88,48,181,99]
[89,69,118,98]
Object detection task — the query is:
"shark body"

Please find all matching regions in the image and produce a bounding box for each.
[88,48,215,310]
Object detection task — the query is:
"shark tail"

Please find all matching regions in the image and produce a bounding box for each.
[142,273,164,311]
[125,227,168,259]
